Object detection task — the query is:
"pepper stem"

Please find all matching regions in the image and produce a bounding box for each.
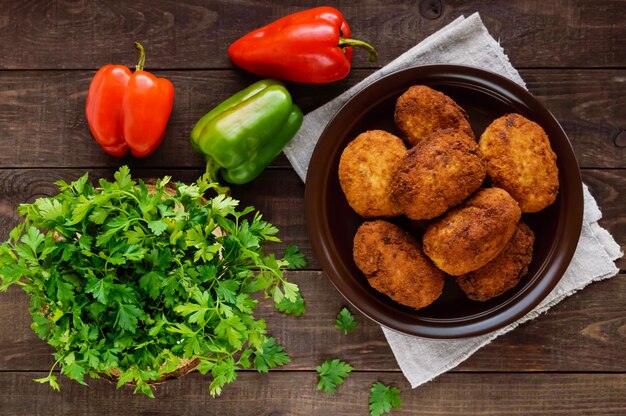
[338,37,378,62]
[134,42,146,71]
[205,158,230,196]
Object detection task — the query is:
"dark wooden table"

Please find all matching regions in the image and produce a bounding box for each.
[1,1,624,414]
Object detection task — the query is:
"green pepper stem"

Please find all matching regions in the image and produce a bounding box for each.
[338,37,378,62]
[134,42,146,71]
[205,158,230,196]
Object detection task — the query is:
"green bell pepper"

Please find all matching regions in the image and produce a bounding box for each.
[190,79,303,185]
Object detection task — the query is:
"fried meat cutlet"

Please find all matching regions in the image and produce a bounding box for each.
[389,129,486,220]
[455,221,535,301]
[423,187,522,276]
[394,85,473,147]
[479,113,559,212]
[339,130,407,217]
[353,220,445,310]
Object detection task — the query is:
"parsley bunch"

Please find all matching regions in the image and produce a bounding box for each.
[0,166,305,397]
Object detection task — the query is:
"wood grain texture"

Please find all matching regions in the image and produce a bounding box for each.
[0,372,624,416]
[1,0,625,410]
[2,269,624,373]
[1,0,625,69]
[0,69,624,169]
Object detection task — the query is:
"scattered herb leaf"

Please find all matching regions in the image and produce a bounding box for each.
[335,307,357,335]
[283,245,307,269]
[253,337,291,373]
[369,381,401,416]
[315,358,353,394]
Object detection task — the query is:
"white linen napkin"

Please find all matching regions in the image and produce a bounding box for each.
[283,13,623,388]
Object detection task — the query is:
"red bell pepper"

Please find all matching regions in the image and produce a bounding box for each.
[85,43,174,157]
[228,7,378,84]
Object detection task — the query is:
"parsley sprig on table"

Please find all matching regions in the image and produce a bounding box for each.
[316,358,353,394]
[0,166,305,397]
[335,307,357,334]
[369,381,401,416]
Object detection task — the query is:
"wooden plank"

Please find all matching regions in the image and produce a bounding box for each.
[0,372,624,415]
[2,270,624,373]
[0,69,624,169]
[521,69,626,170]
[1,0,625,69]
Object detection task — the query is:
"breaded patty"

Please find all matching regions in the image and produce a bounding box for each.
[389,129,486,220]
[479,113,559,212]
[423,187,522,276]
[394,85,473,147]
[353,220,445,310]
[455,222,535,301]
[339,130,407,217]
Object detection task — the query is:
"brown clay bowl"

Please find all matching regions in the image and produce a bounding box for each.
[304,65,583,339]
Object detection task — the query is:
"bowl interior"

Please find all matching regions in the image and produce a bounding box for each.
[305,65,583,338]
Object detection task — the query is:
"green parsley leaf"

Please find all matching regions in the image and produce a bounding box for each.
[34,375,60,391]
[85,276,113,304]
[55,280,74,304]
[209,358,238,397]
[275,291,306,316]
[147,220,168,236]
[35,198,65,222]
[282,281,299,303]
[68,196,92,225]
[72,173,89,194]
[253,337,291,373]
[114,165,133,190]
[139,271,164,300]
[283,245,307,269]
[369,381,401,416]
[315,359,353,394]
[0,263,28,291]
[88,207,109,224]
[21,226,44,255]
[115,303,145,333]
[123,244,145,261]
[31,314,53,339]
[214,316,247,350]
[134,383,155,399]
[217,279,239,304]
[8,222,25,244]
[174,300,210,325]
[196,359,215,375]
[335,307,357,335]
[63,362,87,385]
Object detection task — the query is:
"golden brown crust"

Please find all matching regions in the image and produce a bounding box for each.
[479,113,559,212]
[423,187,522,276]
[353,220,445,310]
[389,129,486,220]
[455,222,535,301]
[394,85,473,146]
[339,130,407,217]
